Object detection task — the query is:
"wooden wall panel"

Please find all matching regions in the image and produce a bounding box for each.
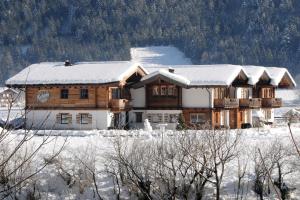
[182,108,212,129]
[26,85,110,109]
[96,87,109,108]
[145,80,182,109]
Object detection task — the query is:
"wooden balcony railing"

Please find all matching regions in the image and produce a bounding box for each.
[110,99,131,110]
[214,98,239,108]
[239,98,262,108]
[261,98,282,108]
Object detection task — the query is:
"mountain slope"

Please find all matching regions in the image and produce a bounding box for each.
[1,0,300,84]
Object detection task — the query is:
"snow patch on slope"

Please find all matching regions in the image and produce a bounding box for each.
[130,46,192,66]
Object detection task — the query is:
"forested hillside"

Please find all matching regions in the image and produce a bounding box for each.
[1,0,300,84]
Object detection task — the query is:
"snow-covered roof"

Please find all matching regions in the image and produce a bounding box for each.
[0,87,18,94]
[266,67,296,87]
[141,69,190,86]
[144,64,296,87]
[130,46,192,67]
[143,64,247,86]
[6,61,147,86]
[243,66,271,85]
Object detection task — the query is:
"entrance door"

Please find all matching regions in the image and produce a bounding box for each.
[229,109,237,129]
[114,113,121,129]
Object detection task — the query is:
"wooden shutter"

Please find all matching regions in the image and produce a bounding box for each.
[76,114,80,124]
[67,113,72,124]
[56,113,61,123]
[88,114,92,124]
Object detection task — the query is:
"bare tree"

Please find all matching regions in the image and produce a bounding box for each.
[106,128,242,200]
[0,93,67,199]
[234,154,249,200]
[202,129,241,200]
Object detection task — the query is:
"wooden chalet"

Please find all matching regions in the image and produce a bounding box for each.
[6,61,296,130]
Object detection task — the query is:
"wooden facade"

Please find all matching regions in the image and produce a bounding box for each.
[145,79,182,109]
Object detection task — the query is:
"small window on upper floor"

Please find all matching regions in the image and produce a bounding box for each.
[161,86,167,96]
[152,86,159,96]
[168,86,176,96]
[112,88,121,99]
[80,88,89,99]
[60,89,69,99]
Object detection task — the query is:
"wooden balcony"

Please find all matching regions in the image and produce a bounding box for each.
[239,98,262,108]
[214,98,239,109]
[261,98,282,108]
[110,99,131,110]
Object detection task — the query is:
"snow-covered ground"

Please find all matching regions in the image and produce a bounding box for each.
[2,125,300,199]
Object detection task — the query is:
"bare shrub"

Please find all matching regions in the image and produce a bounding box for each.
[0,98,66,199]
[106,129,241,200]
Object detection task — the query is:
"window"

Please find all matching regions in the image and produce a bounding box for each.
[147,114,163,123]
[60,113,70,124]
[135,112,143,123]
[241,88,250,98]
[152,86,159,96]
[161,86,167,96]
[214,88,227,99]
[80,88,89,99]
[61,89,69,99]
[262,88,273,98]
[264,109,272,120]
[80,113,89,124]
[168,86,176,96]
[190,113,206,124]
[112,88,121,99]
[152,85,177,96]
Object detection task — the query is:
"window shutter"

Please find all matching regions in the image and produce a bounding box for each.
[164,114,169,123]
[88,114,92,124]
[147,114,152,122]
[56,113,61,123]
[68,114,72,124]
[76,114,80,124]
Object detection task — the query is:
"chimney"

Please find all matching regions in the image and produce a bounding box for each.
[168,67,175,73]
[64,60,72,66]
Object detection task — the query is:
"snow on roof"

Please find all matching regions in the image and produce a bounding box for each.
[141,69,191,86]
[144,64,245,86]
[243,66,271,85]
[0,87,18,94]
[130,46,192,67]
[145,64,296,87]
[6,61,146,85]
[266,67,296,87]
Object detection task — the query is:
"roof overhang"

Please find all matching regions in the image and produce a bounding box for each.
[133,70,190,89]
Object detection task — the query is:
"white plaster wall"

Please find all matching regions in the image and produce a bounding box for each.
[182,88,211,108]
[26,110,111,130]
[130,87,145,108]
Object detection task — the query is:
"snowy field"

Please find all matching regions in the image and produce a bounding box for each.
[0,124,299,199]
